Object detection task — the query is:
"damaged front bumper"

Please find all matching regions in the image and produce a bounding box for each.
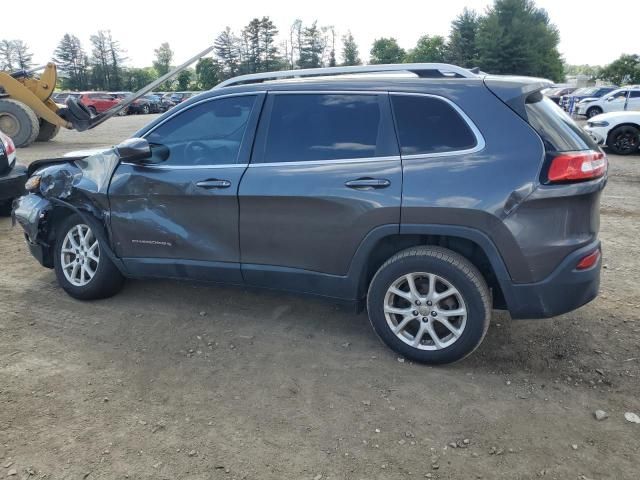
[12,194,53,266]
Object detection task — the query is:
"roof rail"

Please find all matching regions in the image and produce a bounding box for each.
[214,63,478,89]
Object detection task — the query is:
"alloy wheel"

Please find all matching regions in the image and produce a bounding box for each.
[60,224,100,287]
[383,272,467,350]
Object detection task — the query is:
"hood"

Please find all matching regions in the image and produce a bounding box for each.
[578,97,598,104]
[589,110,640,122]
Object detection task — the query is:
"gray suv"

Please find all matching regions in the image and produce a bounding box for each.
[13,64,607,364]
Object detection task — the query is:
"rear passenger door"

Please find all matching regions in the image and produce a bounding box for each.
[238,91,401,289]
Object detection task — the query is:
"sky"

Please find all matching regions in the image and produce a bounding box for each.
[2,0,637,68]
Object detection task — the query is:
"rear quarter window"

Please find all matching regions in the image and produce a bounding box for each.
[524,94,598,152]
[390,94,478,156]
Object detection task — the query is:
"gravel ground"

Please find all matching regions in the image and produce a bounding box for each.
[1,115,639,479]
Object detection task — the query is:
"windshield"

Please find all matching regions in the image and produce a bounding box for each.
[578,87,598,96]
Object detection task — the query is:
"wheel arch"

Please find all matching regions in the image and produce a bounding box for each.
[350,224,515,310]
[41,199,125,273]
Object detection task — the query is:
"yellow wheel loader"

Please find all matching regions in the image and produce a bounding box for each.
[0,46,214,148]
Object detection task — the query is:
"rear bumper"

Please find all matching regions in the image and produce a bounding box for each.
[0,164,27,202]
[505,241,601,319]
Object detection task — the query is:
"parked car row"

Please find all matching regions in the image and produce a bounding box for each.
[51,91,203,116]
[544,85,640,118]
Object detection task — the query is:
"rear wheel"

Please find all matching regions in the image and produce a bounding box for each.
[0,99,40,147]
[36,119,60,142]
[367,246,491,364]
[141,104,150,114]
[88,106,97,116]
[53,215,124,300]
[586,106,603,119]
[608,125,640,155]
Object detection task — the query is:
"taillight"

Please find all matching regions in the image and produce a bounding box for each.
[548,150,607,183]
[576,249,601,270]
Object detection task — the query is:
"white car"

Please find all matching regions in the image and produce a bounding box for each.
[583,111,640,155]
[575,86,640,118]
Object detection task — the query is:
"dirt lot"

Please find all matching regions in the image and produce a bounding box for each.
[1,115,639,479]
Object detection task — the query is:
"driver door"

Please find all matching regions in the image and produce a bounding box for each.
[108,93,264,282]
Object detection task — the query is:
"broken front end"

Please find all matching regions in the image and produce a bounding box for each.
[13,150,120,269]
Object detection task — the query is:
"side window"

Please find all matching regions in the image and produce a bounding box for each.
[391,95,478,155]
[261,94,383,163]
[146,95,256,166]
[629,91,640,98]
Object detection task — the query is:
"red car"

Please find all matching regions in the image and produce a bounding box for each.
[78,92,121,115]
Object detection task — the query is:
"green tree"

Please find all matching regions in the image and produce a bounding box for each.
[196,57,221,89]
[90,31,111,89]
[176,69,193,90]
[12,40,33,70]
[241,18,262,73]
[153,42,173,76]
[53,34,89,90]
[259,17,280,71]
[214,27,241,78]
[341,31,361,66]
[0,40,16,70]
[447,8,480,67]
[370,38,405,64]
[598,54,640,85]
[298,21,324,68]
[122,67,156,91]
[406,35,448,63]
[476,0,563,81]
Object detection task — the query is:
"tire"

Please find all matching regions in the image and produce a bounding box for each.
[586,106,603,119]
[88,106,97,116]
[0,99,40,147]
[608,125,640,156]
[53,214,124,300]
[142,104,150,114]
[367,246,491,365]
[36,119,60,142]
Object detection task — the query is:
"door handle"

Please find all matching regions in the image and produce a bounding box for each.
[195,179,231,189]
[344,178,391,190]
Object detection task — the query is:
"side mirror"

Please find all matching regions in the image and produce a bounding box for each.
[116,138,153,163]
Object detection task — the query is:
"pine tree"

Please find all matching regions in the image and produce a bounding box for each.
[298,21,324,68]
[53,34,88,90]
[476,0,564,81]
[241,18,262,74]
[341,31,361,66]
[214,27,241,77]
[12,40,33,70]
[259,17,280,72]
[447,8,480,67]
[0,40,15,70]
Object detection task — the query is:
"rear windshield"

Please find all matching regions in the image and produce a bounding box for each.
[524,93,598,152]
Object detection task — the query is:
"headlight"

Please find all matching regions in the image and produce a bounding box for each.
[587,121,609,127]
[25,175,41,192]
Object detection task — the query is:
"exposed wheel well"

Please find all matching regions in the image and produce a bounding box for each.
[360,234,506,309]
[39,206,75,268]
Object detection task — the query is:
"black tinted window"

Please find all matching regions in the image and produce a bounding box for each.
[146,95,255,166]
[525,95,598,152]
[391,95,477,155]
[263,94,382,163]
[629,91,640,98]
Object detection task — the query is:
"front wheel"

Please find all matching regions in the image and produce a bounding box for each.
[53,215,124,300]
[586,106,603,119]
[608,125,640,155]
[367,246,491,364]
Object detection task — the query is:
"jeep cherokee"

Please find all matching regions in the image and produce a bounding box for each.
[13,63,607,364]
